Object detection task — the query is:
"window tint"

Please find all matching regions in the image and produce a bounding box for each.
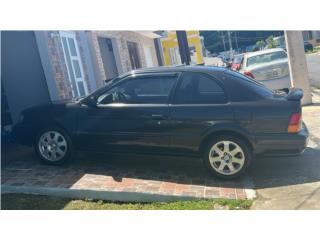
[174,73,226,104]
[97,75,176,104]
[225,71,274,97]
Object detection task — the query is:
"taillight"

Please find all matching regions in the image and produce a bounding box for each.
[288,113,302,133]
[244,71,255,79]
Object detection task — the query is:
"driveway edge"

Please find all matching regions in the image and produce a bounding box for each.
[2,185,212,203]
[242,177,256,199]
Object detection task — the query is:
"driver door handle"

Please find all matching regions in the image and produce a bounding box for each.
[151,114,166,120]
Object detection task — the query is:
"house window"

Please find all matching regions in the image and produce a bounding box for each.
[127,41,141,70]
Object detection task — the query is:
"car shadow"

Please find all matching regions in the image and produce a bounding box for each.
[248,147,320,189]
[1,144,320,190]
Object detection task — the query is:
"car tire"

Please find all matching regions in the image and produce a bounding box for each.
[203,135,251,179]
[35,126,74,165]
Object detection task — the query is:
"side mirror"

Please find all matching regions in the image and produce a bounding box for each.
[84,96,97,107]
[278,88,290,94]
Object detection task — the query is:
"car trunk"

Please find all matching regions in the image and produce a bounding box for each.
[253,88,303,134]
[249,59,289,81]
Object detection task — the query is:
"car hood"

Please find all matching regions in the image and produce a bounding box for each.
[22,99,79,115]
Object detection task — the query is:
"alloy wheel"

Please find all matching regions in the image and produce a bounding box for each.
[38,131,68,162]
[208,140,245,176]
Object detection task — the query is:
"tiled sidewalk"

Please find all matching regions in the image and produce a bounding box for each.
[1,148,253,201]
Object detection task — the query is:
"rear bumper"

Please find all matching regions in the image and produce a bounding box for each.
[253,123,309,157]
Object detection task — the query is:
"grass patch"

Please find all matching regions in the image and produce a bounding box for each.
[1,193,252,210]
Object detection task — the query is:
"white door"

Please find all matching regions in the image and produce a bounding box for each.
[60,31,88,97]
[143,46,155,67]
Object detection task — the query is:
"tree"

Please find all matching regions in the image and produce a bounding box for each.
[255,40,266,51]
[265,35,277,49]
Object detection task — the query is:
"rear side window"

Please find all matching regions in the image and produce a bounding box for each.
[225,71,274,98]
[174,72,227,104]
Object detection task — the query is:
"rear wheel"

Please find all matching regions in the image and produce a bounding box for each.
[35,127,73,165]
[203,135,251,179]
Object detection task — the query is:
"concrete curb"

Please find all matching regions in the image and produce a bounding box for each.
[2,185,205,203]
[242,177,256,200]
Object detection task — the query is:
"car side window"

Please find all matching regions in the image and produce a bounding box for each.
[97,75,177,104]
[173,72,226,104]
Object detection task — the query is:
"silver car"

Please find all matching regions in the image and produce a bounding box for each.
[239,48,291,90]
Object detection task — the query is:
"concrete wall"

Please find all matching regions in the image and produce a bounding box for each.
[285,31,312,105]
[307,53,320,88]
[1,31,51,124]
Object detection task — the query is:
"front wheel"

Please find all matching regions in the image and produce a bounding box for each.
[35,127,74,165]
[203,135,251,179]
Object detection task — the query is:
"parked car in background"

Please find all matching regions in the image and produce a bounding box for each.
[238,48,291,90]
[231,54,244,71]
[14,66,309,179]
[304,41,314,52]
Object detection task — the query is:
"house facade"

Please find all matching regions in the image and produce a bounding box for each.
[160,31,204,66]
[86,31,161,88]
[1,31,161,130]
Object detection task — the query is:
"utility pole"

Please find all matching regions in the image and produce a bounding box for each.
[176,31,191,65]
[227,31,233,59]
[220,31,226,52]
[284,31,312,105]
[234,31,239,52]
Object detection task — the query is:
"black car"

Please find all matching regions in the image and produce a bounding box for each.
[14,66,309,179]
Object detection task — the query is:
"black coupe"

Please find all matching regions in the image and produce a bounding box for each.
[14,66,309,179]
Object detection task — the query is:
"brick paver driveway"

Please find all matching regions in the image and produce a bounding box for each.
[1,147,252,202]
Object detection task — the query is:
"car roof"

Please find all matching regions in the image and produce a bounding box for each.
[128,65,228,75]
[245,48,285,57]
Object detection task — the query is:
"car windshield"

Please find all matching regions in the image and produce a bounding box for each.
[247,51,287,67]
[233,55,243,64]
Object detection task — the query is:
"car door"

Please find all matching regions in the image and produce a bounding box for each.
[75,72,179,154]
[169,72,234,155]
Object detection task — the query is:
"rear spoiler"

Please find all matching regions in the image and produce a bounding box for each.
[285,88,303,101]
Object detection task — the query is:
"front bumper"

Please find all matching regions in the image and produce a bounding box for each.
[253,122,309,156]
[12,123,35,146]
